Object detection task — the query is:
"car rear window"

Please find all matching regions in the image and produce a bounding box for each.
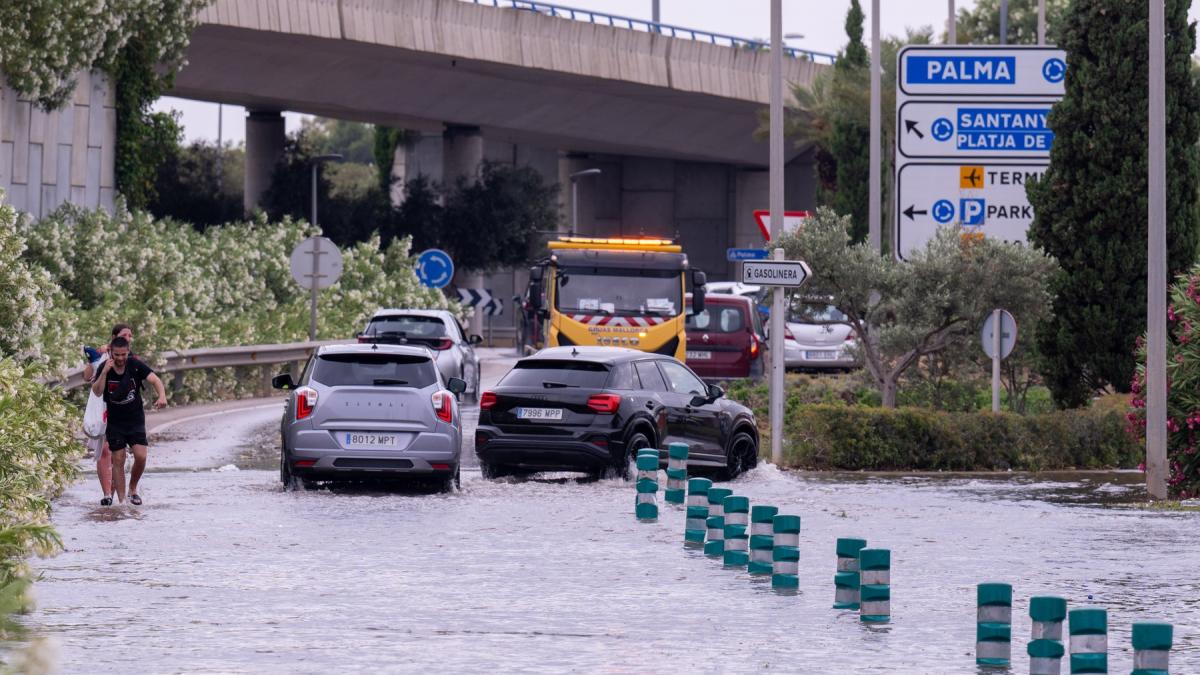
[499,360,611,388]
[686,306,745,333]
[365,315,447,338]
[312,353,439,388]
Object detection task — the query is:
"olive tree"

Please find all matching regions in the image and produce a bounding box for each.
[777,208,1057,408]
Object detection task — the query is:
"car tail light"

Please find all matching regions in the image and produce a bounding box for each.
[784,328,796,341]
[433,337,454,351]
[295,387,318,420]
[475,431,489,447]
[430,463,451,471]
[480,391,497,410]
[749,332,760,358]
[432,391,453,423]
[845,329,858,342]
[587,393,621,414]
[295,459,316,468]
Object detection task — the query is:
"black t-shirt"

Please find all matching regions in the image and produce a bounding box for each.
[100,357,154,427]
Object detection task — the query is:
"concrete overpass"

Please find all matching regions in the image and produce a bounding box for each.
[170,0,831,330]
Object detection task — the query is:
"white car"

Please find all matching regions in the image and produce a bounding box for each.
[784,301,859,371]
[704,282,764,301]
[358,309,483,403]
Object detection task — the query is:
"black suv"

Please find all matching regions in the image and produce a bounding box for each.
[475,346,760,480]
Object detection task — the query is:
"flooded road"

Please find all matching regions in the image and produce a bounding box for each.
[16,359,1200,673]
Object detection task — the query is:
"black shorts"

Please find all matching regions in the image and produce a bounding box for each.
[106,423,147,451]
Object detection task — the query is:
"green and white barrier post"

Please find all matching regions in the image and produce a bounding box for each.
[770,514,801,590]
[748,505,778,576]
[1131,622,1172,675]
[1028,596,1067,675]
[976,582,1013,667]
[834,537,868,610]
[634,452,659,521]
[664,443,688,504]
[703,487,733,557]
[684,477,712,547]
[858,548,891,623]
[722,495,751,568]
[1068,607,1107,673]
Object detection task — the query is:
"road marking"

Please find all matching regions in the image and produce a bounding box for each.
[149,402,282,434]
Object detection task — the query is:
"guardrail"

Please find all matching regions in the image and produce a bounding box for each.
[47,340,350,391]
[465,0,838,64]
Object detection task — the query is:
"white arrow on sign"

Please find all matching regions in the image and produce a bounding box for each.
[897,101,1054,160]
[741,260,812,288]
[898,46,1067,98]
[896,162,1048,258]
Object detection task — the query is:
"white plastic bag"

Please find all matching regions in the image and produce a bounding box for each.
[83,390,107,439]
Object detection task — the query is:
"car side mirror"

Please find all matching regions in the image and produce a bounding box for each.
[446,377,467,395]
[690,269,707,315]
[272,373,295,390]
[469,335,484,346]
[708,384,724,401]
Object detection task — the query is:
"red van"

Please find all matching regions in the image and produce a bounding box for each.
[684,293,767,381]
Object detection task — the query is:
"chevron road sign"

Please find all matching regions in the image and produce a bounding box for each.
[457,288,503,316]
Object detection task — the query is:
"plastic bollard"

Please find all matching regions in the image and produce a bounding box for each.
[664,443,689,504]
[634,453,659,521]
[858,548,890,623]
[683,477,712,546]
[1028,596,1067,675]
[721,495,751,568]
[1131,622,1172,675]
[703,488,732,557]
[1068,607,1107,674]
[748,505,779,576]
[976,582,1013,667]
[833,537,868,610]
[770,514,801,589]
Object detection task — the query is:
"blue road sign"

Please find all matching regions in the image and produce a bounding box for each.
[931,117,954,141]
[727,248,769,262]
[1042,57,1066,83]
[416,248,454,289]
[932,199,955,224]
[960,198,986,226]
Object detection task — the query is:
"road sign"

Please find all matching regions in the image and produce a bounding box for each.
[752,210,811,241]
[416,249,454,289]
[895,45,1064,258]
[896,163,1048,252]
[897,101,1054,160]
[289,236,343,290]
[898,46,1067,98]
[457,288,503,316]
[727,248,769,262]
[981,309,1017,359]
[741,260,812,287]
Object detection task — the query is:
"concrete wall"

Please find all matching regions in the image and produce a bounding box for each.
[0,72,116,218]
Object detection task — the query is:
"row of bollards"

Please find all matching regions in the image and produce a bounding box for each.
[634,449,659,521]
[973,585,1174,674]
[664,444,688,504]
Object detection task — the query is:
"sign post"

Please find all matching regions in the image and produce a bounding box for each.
[289,236,343,341]
[894,46,1065,258]
[980,309,1017,412]
[743,253,812,464]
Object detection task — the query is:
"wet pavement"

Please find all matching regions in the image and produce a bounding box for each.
[16,352,1200,673]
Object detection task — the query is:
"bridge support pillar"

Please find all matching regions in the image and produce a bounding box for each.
[244,109,286,216]
[445,125,486,336]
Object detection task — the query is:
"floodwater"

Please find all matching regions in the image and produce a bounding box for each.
[14,402,1200,673]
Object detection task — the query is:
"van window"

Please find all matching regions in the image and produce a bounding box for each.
[312,353,439,387]
[686,306,745,333]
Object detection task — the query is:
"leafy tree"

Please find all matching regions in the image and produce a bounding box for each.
[151,140,244,228]
[824,0,870,243]
[953,0,1068,45]
[1026,0,1200,407]
[778,208,1057,408]
[388,175,442,251]
[374,126,405,192]
[439,162,559,272]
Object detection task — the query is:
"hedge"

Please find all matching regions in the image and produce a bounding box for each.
[776,404,1140,472]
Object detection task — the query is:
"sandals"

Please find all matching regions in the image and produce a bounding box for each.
[129,494,142,506]
[100,496,113,506]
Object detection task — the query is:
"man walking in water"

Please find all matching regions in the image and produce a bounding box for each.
[84,323,134,505]
[91,336,167,505]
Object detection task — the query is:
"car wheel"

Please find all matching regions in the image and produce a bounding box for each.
[618,431,653,480]
[718,432,758,481]
[441,466,461,493]
[480,461,509,480]
[279,446,292,488]
[464,366,479,405]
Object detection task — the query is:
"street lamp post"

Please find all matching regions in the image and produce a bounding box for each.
[309,153,342,341]
[1147,0,1167,499]
[570,168,602,236]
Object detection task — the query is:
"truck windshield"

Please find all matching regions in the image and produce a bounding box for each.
[555,267,682,316]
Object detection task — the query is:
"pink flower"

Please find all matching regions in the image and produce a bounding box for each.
[1168,304,1178,322]
[1168,418,1181,433]
[1138,462,1146,472]
[1131,378,1142,394]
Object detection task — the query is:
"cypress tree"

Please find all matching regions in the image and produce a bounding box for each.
[827,0,871,243]
[1027,0,1200,407]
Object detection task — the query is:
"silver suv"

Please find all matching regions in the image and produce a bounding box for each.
[272,343,465,492]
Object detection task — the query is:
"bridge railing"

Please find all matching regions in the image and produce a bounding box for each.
[464,0,838,64]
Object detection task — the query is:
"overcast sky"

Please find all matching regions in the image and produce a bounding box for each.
[154,0,1199,145]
